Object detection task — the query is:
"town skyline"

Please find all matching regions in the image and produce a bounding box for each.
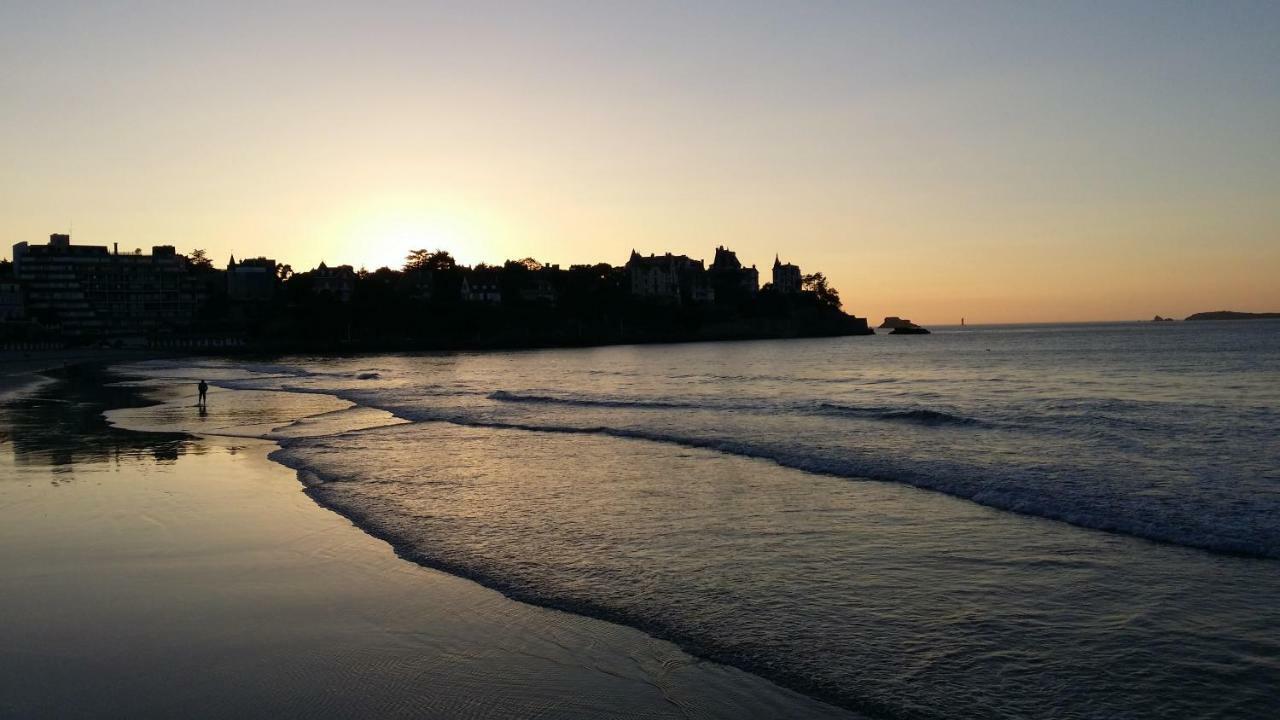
[4,226,1277,326]
[4,2,1279,324]
[3,232,867,349]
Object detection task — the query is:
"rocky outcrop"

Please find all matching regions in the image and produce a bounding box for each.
[881,316,930,334]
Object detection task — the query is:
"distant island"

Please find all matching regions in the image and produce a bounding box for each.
[1,234,873,352]
[1184,311,1280,321]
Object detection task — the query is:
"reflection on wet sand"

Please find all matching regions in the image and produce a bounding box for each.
[0,366,194,468]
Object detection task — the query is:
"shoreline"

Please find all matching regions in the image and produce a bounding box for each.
[1,363,854,718]
[104,364,868,715]
[97,360,880,715]
[34,341,1280,718]
[281,456,874,716]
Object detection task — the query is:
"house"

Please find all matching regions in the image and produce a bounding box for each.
[461,270,502,304]
[309,262,355,303]
[517,268,559,304]
[227,255,279,302]
[625,251,714,304]
[405,267,434,301]
[772,255,802,294]
[708,245,759,301]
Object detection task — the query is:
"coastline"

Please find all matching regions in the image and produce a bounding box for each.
[90,361,886,714]
[19,332,1280,719]
[0,364,853,718]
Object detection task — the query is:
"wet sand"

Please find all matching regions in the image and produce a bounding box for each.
[0,373,852,718]
[0,349,159,401]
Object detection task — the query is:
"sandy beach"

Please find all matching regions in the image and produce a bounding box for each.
[0,369,851,718]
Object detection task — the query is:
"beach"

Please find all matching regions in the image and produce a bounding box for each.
[3,322,1279,719]
[0,366,850,719]
[6,3,1278,716]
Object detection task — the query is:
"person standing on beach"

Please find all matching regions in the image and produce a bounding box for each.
[198,380,208,406]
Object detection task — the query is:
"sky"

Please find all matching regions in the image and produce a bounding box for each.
[2,1,1278,324]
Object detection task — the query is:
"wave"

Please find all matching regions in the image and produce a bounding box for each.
[488,390,695,410]
[108,363,1280,559]
[488,390,986,428]
[265,447,883,717]
[813,403,984,427]
[316,396,1278,559]
[669,371,879,385]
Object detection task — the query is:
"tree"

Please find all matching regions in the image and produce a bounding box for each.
[404,249,457,272]
[187,248,214,272]
[802,272,842,309]
[276,263,293,281]
[511,257,543,271]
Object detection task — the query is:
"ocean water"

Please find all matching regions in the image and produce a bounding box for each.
[109,321,1280,718]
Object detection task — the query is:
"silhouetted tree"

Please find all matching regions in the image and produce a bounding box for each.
[404,249,457,272]
[186,249,214,272]
[802,273,841,309]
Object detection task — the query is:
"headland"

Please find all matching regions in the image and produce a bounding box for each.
[1184,310,1280,321]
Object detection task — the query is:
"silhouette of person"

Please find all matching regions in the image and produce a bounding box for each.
[198,380,208,406]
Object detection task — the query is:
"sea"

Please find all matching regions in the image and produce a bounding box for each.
[106,320,1280,719]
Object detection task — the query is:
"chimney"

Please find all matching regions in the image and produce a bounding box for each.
[113,243,118,255]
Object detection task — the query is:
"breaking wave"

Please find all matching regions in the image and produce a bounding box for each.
[302,391,1277,559]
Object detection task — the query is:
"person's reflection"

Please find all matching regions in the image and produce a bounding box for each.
[198,404,208,419]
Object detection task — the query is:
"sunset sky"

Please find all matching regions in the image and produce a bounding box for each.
[3,1,1278,324]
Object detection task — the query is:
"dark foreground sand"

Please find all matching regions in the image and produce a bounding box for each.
[0,371,852,719]
[0,349,159,400]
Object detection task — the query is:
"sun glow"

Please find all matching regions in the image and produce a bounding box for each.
[340,204,494,271]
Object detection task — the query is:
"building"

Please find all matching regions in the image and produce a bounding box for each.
[10,234,208,337]
[772,255,802,294]
[461,270,502,304]
[0,280,23,322]
[309,262,355,303]
[626,251,714,304]
[405,267,435,301]
[516,269,559,304]
[708,246,759,301]
[227,255,279,302]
